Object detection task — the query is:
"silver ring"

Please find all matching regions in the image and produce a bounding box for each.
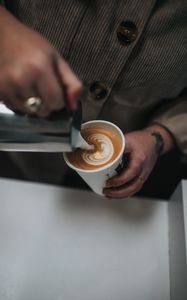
[24,97,42,113]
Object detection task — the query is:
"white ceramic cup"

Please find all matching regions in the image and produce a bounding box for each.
[63,120,125,196]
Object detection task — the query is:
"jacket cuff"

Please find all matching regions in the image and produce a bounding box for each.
[149,113,187,156]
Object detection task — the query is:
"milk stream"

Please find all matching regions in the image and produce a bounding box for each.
[81,133,114,166]
[76,132,94,150]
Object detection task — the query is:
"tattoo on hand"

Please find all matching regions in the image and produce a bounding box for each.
[151,132,164,156]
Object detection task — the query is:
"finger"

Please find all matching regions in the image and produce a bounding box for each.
[0,74,50,117]
[103,175,145,199]
[105,155,143,188]
[0,91,28,113]
[36,66,64,112]
[0,68,29,112]
[55,56,82,111]
[16,84,51,117]
[13,89,50,118]
[0,78,25,112]
[0,96,18,112]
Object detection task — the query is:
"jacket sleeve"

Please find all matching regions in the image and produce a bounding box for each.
[148,88,187,156]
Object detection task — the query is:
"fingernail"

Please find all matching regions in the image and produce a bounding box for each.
[67,91,79,111]
[70,100,78,111]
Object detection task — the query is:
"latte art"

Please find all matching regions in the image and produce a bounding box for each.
[67,126,122,170]
[82,133,114,166]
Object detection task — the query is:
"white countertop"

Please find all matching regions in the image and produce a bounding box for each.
[0,178,170,300]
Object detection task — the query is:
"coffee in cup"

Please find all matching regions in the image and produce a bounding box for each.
[64,120,125,196]
[66,126,122,170]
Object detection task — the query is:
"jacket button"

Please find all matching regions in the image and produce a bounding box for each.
[117,21,138,45]
[89,81,108,100]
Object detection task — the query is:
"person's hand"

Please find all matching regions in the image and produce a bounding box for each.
[0,7,82,117]
[103,129,160,199]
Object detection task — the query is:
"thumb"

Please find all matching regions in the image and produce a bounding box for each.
[56,57,82,111]
[125,134,134,154]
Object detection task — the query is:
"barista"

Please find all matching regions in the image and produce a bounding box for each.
[0,1,186,198]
